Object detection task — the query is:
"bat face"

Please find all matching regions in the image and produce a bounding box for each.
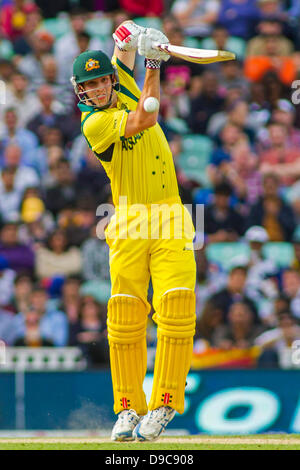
[154,44,236,64]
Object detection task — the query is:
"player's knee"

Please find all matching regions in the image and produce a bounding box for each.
[155,289,196,339]
[107,294,148,344]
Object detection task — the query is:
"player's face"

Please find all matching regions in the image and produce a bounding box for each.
[81,75,114,107]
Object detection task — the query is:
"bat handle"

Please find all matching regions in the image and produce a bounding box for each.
[152,43,169,53]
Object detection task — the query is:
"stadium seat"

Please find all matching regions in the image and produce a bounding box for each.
[206,242,251,272]
[79,279,111,304]
[165,117,190,134]
[262,242,294,268]
[42,16,71,38]
[85,16,113,39]
[182,134,213,154]
[178,135,213,186]
[134,17,162,31]
[200,36,246,60]
[183,37,203,49]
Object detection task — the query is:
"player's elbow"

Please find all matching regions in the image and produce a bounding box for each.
[144,115,157,129]
[137,112,158,130]
[124,114,157,138]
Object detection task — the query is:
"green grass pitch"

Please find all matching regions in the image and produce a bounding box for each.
[0,435,300,450]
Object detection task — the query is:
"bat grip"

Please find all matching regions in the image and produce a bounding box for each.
[152,43,169,52]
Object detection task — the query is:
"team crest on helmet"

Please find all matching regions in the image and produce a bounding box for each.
[85,58,100,72]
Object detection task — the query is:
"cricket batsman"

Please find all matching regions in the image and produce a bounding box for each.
[71,20,196,441]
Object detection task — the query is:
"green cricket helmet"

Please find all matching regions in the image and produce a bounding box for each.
[71,50,120,109]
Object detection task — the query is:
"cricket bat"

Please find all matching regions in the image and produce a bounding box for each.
[153,43,236,64]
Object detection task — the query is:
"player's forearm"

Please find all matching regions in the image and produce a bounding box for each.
[139,68,160,117]
[114,47,136,72]
[124,68,160,137]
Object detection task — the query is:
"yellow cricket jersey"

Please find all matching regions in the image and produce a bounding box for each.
[80,56,180,206]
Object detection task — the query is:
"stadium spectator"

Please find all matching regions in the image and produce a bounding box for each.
[194,247,227,317]
[259,122,300,185]
[28,286,68,346]
[3,72,41,127]
[248,81,271,130]
[68,134,88,172]
[1,143,40,194]
[244,32,296,86]
[246,17,294,57]
[261,71,290,108]
[12,4,42,56]
[39,55,74,112]
[54,7,111,83]
[194,299,224,351]
[27,85,79,145]
[207,99,255,143]
[9,272,33,314]
[0,0,39,42]
[160,26,201,120]
[273,294,291,318]
[0,58,16,82]
[56,196,96,247]
[257,0,291,20]
[281,269,300,321]
[187,70,225,134]
[44,158,77,217]
[201,24,247,60]
[255,310,300,368]
[0,307,15,344]
[291,231,300,273]
[0,166,22,222]
[212,301,265,349]
[244,225,279,323]
[18,192,55,247]
[247,173,296,241]
[171,0,220,39]
[74,147,110,201]
[68,294,109,366]
[207,123,247,183]
[208,263,259,324]
[204,181,246,242]
[270,99,300,148]
[81,219,110,282]
[218,60,249,97]
[0,108,39,167]
[13,306,55,347]
[223,140,263,208]
[168,135,194,205]
[0,255,15,307]
[217,0,260,40]
[41,146,66,189]
[0,221,35,275]
[55,275,82,325]
[17,30,55,86]
[29,126,65,178]
[35,228,82,280]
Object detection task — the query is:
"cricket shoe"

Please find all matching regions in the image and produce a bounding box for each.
[133,406,176,441]
[111,409,141,441]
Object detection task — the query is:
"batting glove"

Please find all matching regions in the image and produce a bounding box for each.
[138,28,170,61]
[113,22,146,51]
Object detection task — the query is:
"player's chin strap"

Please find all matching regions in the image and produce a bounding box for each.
[70,66,120,110]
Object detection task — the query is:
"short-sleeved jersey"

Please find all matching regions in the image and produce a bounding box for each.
[80,56,180,206]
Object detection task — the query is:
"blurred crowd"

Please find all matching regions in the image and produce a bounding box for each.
[0,0,300,368]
